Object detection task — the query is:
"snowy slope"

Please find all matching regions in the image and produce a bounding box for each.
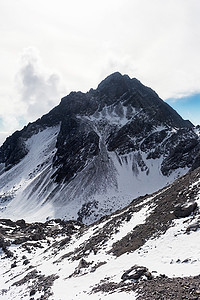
[0,126,60,221]
[0,167,200,299]
[0,124,189,224]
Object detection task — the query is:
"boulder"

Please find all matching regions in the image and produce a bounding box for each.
[16,219,26,228]
[186,222,200,233]
[11,261,17,268]
[30,289,36,296]
[174,202,197,218]
[121,265,152,281]
[77,258,89,270]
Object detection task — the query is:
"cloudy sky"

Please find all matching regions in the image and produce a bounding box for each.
[0,0,200,145]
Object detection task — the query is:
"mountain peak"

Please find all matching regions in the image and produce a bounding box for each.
[0,72,199,224]
[97,72,126,86]
[97,72,132,98]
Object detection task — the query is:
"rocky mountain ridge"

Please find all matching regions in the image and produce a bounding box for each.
[0,165,200,299]
[0,72,199,223]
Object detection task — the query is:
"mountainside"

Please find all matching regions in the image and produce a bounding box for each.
[0,166,200,299]
[0,72,200,223]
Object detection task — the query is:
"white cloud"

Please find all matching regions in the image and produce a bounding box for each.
[0,0,200,141]
[16,47,65,121]
[0,47,65,144]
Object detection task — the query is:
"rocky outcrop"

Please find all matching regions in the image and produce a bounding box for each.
[52,117,100,182]
[121,265,152,281]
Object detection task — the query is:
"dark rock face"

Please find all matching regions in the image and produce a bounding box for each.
[161,133,200,176]
[0,131,28,170]
[52,117,100,182]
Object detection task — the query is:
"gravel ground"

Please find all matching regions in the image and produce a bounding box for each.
[137,275,200,300]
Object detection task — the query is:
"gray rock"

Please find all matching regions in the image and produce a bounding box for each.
[121,265,151,281]
[174,202,197,218]
[186,222,200,232]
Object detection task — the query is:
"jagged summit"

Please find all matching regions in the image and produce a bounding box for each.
[0,73,199,223]
[57,72,192,129]
[97,72,154,98]
[97,72,133,98]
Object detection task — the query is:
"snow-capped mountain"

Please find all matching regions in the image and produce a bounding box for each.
[0,72,200,223]
[0,165,200,299]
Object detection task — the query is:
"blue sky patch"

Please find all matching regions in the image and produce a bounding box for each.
[166,93,200,126]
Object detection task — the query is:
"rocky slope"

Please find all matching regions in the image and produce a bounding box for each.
[0,166,200,299]
[0,72,200,223]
